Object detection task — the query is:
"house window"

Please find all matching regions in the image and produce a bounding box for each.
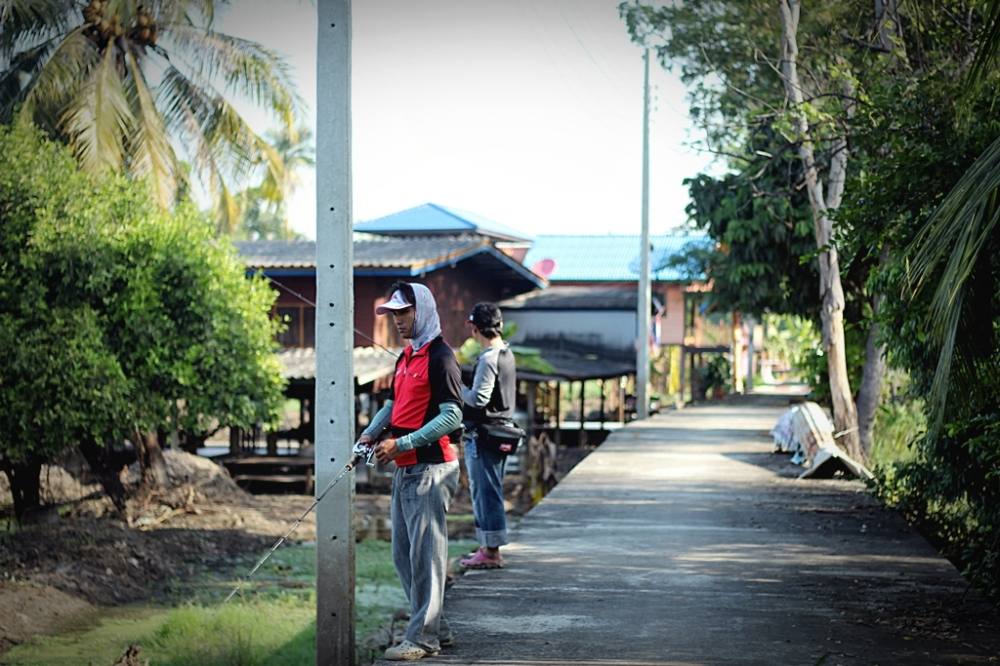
[276,305,315,348]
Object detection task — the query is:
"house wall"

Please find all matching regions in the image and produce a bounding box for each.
[547,280,689,347]
[415,265,510,347]
[270,275,316,307]
[269,266,516,352]
[502,309,637,357]
[268,275,317,348]
[661,284,686,345]
[267,274,688,352]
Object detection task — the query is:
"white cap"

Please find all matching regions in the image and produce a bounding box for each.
[375,289,413,315]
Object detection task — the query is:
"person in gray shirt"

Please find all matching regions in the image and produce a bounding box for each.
[459,302,517,569]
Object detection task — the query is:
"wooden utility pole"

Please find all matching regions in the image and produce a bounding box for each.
[316,1,356,663]
[636,47,652,419]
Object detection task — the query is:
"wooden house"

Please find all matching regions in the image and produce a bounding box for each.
[230,204,543,466]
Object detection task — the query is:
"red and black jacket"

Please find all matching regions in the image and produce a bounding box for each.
[389,336,462,466]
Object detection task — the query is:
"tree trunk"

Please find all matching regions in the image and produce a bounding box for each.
[180,430,206,455]
[778,0,863,460]
[78,440,129,512]
[1,457,42,523]
[856,247,890,459]
[857,319,886,458]
[135,430,169,488]
[874,0,904,56]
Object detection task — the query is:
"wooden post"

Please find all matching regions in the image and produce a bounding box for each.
[679,347,687,406]
[578,380,586,446]
[599,379,606,432]
[525,381,536,442]
[619,377,626,424]
[554,381,562,446]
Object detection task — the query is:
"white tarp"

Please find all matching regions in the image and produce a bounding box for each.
[770,402,871,480]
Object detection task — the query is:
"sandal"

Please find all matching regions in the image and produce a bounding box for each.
[459,548,504,569]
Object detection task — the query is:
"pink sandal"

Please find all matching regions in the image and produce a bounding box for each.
[459,548,504,569]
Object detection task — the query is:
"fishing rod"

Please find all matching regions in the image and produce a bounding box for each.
[223,273,400,602]
[223,438,379,603]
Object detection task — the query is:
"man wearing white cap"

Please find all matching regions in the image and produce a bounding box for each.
[359,281,463,661]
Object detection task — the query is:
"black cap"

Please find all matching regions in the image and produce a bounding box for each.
[468,302,503,332]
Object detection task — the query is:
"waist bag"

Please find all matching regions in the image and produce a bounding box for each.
[476,420,526,456]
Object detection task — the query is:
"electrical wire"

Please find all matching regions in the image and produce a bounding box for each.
[258,271,400,360]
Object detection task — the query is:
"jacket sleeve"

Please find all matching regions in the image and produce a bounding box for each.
[361,400,393,439]
[462,348,498,408]
[395,402,463,451]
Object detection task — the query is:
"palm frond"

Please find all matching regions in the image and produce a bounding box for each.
[0,0,77,59]
[965,0,1000,92]
[258,124,314,203]
[62,42,133,174]
[0,35,59,121]
[212,100,284,182]
[157,64,253,236]
[125,48,178,208]
[162,24,299,128]
[156,63,271,181]
[906,134,1000,427]
[212,172,241,235]
[151,0,216,29]
[157,62,285,190]
[17,28,98,132]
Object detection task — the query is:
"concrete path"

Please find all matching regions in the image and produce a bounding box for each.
[377,396,998,665]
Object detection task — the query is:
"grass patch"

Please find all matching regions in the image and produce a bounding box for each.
[870,397,925,468]
[2,538,476,665]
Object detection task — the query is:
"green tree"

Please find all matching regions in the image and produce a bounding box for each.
[0,124,285,519]
[624,0,1000,595]
[831,2,1000,595]
[234,124,314,240]
[0,0,298,224]
[623,0,872,458]
[680,131,818,320]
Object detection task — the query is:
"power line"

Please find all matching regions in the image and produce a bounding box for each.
[258,271,400,360]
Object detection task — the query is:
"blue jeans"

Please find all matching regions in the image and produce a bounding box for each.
[463,433,509,548]
[391,461,460,650]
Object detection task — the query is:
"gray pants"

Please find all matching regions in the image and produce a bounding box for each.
[391,460,460,650]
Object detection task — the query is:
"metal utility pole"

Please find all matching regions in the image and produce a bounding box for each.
[636,47,652,420]
[316,1,355,664]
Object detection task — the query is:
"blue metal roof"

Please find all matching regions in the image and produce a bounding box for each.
[354,203,532,242]
[522,233,710,282]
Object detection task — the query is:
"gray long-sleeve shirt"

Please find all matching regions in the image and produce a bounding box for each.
[462,343,515,421]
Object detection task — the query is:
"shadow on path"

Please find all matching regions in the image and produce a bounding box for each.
[376,395,999,666]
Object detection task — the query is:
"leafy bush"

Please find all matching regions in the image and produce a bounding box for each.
[0,123,285,519]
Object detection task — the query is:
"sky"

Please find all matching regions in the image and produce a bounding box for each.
[219,0,715,240]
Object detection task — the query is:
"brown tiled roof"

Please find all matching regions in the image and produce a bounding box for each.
[234,234,487,270]
[278,345,398,385]
[235,235,545,293]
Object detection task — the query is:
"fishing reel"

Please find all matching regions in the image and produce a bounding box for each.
[352,440,378,467]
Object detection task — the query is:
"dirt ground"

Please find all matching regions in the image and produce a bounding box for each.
[0,451,379,653]
[0,445,593,655]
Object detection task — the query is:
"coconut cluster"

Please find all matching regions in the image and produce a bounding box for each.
[82,1,158,48]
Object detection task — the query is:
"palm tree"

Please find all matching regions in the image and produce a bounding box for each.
[259,125,314,202]
[231,124,313,239]
[906,0,1000,428]
[0,0,298,222]
[252,123,314,238]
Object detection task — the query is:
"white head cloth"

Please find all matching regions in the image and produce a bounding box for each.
[408,282,442,351]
